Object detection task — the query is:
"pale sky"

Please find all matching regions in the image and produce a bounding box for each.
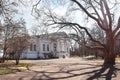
[15,0,120,34]
[16,0,73,34]
[17,0,87,34]
[17,0,37,29]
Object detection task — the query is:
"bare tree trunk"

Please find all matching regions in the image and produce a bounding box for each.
[104,53,115,65]
[2,45,7,63]
[104,33,116,65]
[15,53,20,65]
[16,59,19,65]
[2,54,5,63]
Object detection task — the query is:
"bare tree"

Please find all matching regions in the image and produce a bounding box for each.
[69,31,87,57]
[6,34,29,65]
[1,18,29,65]
[0,0,28,63]
[33,0,120,65]
[1,18,28,63]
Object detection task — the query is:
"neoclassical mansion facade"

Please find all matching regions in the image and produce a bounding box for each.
[21,32,70,59]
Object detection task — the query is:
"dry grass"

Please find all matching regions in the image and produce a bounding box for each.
[0,58,120,80]
[0,62,33,75]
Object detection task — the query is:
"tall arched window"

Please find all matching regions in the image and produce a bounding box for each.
[47,44,49,51]
[53,43,57,51]
[34,45,36,51]
[43,44,45,51]
[30,44,32,51]
[61,40,65,51]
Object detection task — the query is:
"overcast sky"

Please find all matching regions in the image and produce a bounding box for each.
[17,0,87,34]
[16,0,120,34]
[17,0,37,29]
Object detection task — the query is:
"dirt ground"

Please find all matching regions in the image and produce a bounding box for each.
[0,58,120,80]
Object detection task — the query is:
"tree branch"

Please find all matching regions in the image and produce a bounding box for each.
[114,31,120,40]
[71,0,107,31]
[102,0,112,28]
[53,21,105,47]
[31,0,41,15]
[71,0,98,21]
[100,0,108,29]
[113,17,120,35]
[85,45,104,51]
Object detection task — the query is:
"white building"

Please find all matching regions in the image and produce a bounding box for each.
[21,32,70,59]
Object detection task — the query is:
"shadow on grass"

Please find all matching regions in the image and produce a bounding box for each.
[18,63,120,80]
[87,64,120,80]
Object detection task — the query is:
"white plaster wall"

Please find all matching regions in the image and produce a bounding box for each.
[21,34,70,59]
[26,53,38,59]
[39,39,52,53]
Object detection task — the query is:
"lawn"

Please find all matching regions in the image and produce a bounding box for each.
[0,62,33,75]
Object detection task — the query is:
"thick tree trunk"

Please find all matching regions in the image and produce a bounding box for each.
[104,53,116,65]
[104,32,116,65]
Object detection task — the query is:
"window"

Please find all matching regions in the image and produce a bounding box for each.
[43,44,45,51]
[30,44,32,51]
[47,44,49,51]
[34,45,36,51]
[67,48,69,52]
[53,43,57,51]
[61,40,65,51]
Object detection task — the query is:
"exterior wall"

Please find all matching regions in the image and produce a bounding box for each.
[21,32,70,59]
[22,53,38,59]
[56,38,70,58]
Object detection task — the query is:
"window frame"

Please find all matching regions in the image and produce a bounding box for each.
[47,44,49,51]
[43,44,45,51]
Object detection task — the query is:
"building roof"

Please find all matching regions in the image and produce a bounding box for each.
[35,32,68,39]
